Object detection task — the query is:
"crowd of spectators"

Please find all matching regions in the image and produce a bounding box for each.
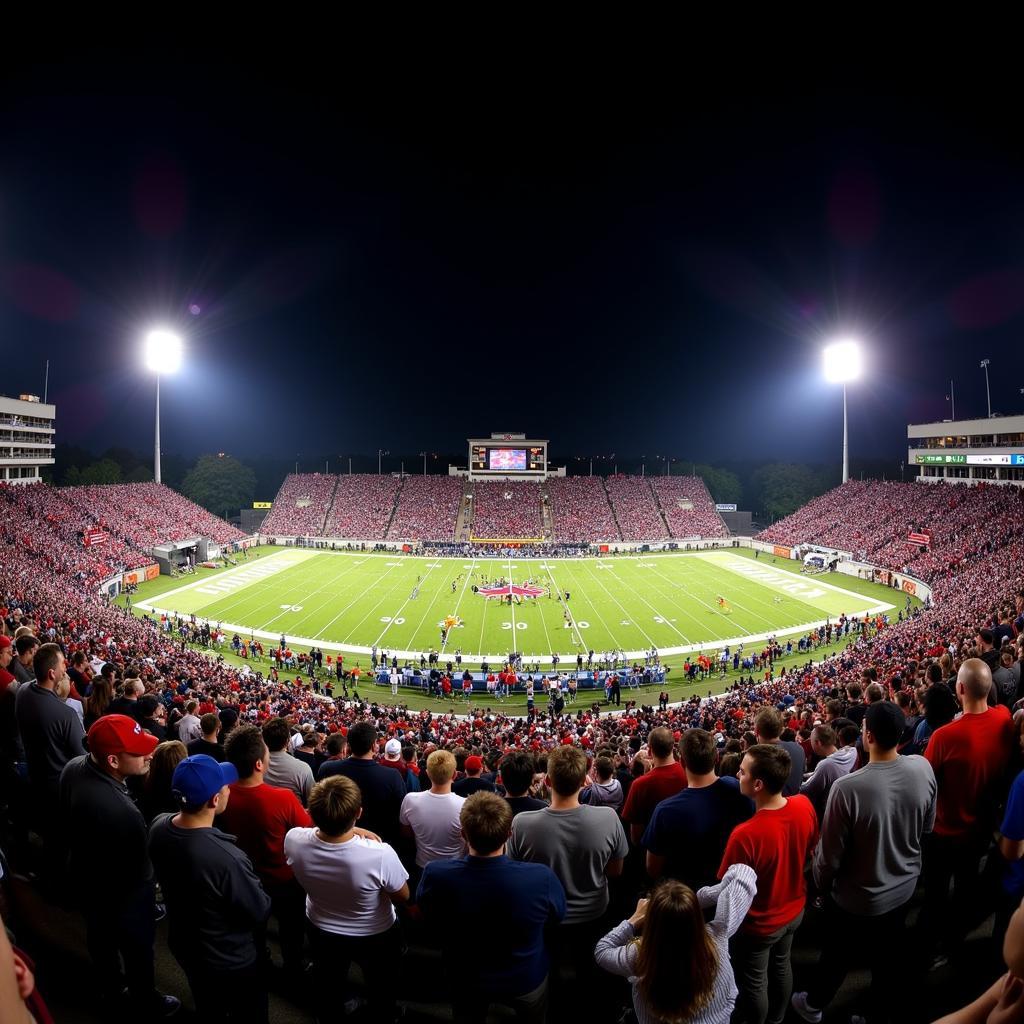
[387,476,463,542]
[546,476,621,542]
[470,481,544,539]
[66,483,245,547]
[3,477,1024,1021]
[604,474,667,542]
[758,480,1024,585]
[651,476,729,539]
[323,474,402,539]
[261,473,337,537]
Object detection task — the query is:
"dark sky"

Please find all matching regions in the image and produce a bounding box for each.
[2,57,1023,470]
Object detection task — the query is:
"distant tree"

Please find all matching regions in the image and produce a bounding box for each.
[79,459,123,486]
[750,462,818,521]
[125,465,153,483]
[692,464,743,506]
[181,454,256,519]
[63,465,82,486]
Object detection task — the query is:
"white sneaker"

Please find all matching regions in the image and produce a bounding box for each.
[791,992,823,1024]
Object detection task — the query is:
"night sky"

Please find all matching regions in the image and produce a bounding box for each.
[3,58,1023,470]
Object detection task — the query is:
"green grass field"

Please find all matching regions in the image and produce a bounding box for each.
[130,546,899,668]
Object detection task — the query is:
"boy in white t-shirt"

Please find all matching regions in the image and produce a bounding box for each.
[284,775,409,1021]
[399,750,465,882]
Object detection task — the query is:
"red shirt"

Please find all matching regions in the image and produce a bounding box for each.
[719,794,819,936]
[218,782,312,883]
[621,762,687,827]
[925,705,1014,838]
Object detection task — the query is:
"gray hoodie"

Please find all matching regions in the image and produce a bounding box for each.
[581,777,624,812]
[800,745,858,819]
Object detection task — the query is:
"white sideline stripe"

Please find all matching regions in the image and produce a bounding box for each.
[134,551,316,611]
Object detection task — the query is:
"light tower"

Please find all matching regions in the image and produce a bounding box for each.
[143,329,183,484]
[823,339,862,485]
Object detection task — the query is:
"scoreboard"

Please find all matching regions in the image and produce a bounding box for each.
[468,435,548,479]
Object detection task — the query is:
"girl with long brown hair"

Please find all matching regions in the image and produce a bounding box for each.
[595,864,756,1024]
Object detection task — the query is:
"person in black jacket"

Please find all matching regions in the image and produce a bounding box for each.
[149,755,271,1024]
[60,714,180,1017]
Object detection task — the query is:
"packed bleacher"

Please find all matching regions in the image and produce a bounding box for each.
[323,474,401,539]
[68,482,245,547]
[546,476,621,542]
[604,474,666,542]
[470,481,544,538]
[2,477,1024,1022]
[758,479,1024,585]
[651,475,729,539]
[386,475,462,541]
[261,473,336,536]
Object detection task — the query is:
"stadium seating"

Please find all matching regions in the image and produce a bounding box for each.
[323,474,401,539]
[261,473,336,536]
[470,481,544,538]
[387,475,463,541]
[546,476,621,542]
[604,474,666,542]
[757,479,1024,585]
[650,475,729,539]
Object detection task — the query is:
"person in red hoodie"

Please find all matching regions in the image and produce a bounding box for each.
[920,657,1014,964]
[719,743,818,1024]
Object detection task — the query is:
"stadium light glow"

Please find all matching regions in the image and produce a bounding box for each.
[144,329,183,374]
[823,338,862,484]
[144,328,183,484]
[823,339,862,383]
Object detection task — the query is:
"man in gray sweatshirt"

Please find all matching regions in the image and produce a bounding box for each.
[791,700,935,1024]
[799,724,857,821]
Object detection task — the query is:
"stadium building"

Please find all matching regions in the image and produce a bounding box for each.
[908,413,1024,486]
[0,392,55,484]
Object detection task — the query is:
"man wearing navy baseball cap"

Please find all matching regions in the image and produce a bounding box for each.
[149,754,272,1024]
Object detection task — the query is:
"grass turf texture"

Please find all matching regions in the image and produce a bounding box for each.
[127,546,906,666]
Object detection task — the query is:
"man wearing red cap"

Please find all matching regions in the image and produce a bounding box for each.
[59,714,180,1017]
[453,754,496,798]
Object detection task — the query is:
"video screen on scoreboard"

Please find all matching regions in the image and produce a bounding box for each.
[489,448,527,471]
[471,445,545,472]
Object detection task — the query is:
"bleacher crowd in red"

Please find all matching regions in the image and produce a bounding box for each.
[258,472,729,544]
[1,477,1024,1023]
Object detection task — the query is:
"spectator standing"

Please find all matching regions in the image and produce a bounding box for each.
[186,713,225,761]
[791,701,936,1024]
[580,755,624,812]
[719,744,818,1024]
[317,721,407,844]
[643,729,753,890]
[15,643,85,849]
[453,753,495,798]
[621,727,687,844]
[508,744,628,1015]
[753,708,806,797]
[218,724,312,979]
[595,862,758,1024]
[261,717,314,806]
[919,658,1014,964]
[284,776,409,1023]
[499,750,547,817]
[178,701,202,745]
[418,792,566,1024]
[798,724,857,821]
[149,755,271,1024]
[59,715,180,1017]
[399,749,465,883]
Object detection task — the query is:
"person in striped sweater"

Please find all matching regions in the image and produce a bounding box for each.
[594,862,757,1024]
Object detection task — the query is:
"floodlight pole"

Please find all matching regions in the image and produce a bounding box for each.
[842,382,849,484]
[981,359,992,417]
[154,374,162,484]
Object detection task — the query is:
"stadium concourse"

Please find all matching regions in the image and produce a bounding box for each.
[0,480,1023,1021]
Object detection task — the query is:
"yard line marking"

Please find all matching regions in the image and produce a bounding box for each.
[577,560,663,648]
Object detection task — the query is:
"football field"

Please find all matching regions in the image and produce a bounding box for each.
[132,548,897,667]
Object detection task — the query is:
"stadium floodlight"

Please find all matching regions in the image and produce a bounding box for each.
[144,329,183,484]
[823,339,862,484]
